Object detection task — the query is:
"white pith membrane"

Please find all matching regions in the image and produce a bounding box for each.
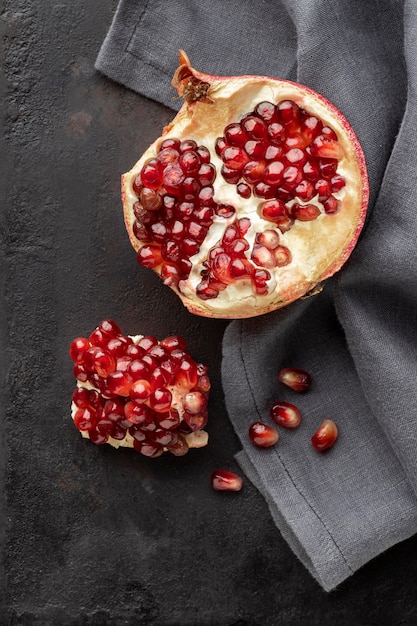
[70,330,209,457]
[122,54,369,319]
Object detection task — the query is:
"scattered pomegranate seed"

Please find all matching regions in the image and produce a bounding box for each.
[278,367,312,392]
[211,469,243,492]
[270,401,302,428]
[248,421,279,448]
[311,419,338,451]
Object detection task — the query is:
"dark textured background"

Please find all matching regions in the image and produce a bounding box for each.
[1,1,417,624]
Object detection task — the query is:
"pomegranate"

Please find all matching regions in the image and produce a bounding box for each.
[122,51,369,318]
[69,320,210,457]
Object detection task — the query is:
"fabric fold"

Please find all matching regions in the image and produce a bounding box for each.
[96,0,417,591]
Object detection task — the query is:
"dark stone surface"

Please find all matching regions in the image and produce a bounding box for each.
[1,1,417,624]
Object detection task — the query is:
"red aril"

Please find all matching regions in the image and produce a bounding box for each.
[122,51,369,319]
[211,469,243,492]
[278,367,312,392]
[69,320,210,457]
[270,400,302,428]
[311,419,338,451]
[248,421,279,448]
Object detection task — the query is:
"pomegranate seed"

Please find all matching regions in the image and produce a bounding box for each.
[215,136,227,156]
[73,363,88,383]
[222,146,249,170]
[88,428,109,445]
[303,160,320,181]
[137,245,163,268]
[242,160,265,184]
[150,428,178,447]
[198,163,216,186]
[251,244,277,269]
[323,195,340,214]
[132,176,143,196]
[73,407,96,431]
[265,145,283,161]
[285,148,306,165]
[99,319,122,338]
[163,163,185,195]
[72,386,91,408]
[103,398,125,422]
[254,101,277,122]
[149,387,172,412]
[291,203,321,221]
[309,135,344,159]
[311,419,338,451]
[211,469,243,492]
[166,434,189,456]
[220,165,241,184]
[130,379,152,403]
[224,122,248,146]
[160,335,186,352]
[159,137,181,151]
[106,370,133,396]
[179,151,200,175]
[133,440,164,457]
[248,421,279,447]
[124,401,148,424]
[270,401,301,428]
[252,268,271,294]
[216,204,236,219]
[179,139,198,153]
[274,245,292,266]
[267,122,285,144]
[315,179,331,199]
[106,336,133,357]
[278,367,312,392]
[253,182,276,199]
[156,407,181,430]
[92,348,116,378]
[255,229,280,249]
[281,165,303,190]
[196,145,210,162]
[69,337,90,362]
[259,199,293,232]
[263,160,284,186]
[301,115,323,140]
[242,115,267,140]
[140,159,162,189]
[237,182,251,198]
[294,179,316,202]
[156,147,179,168]
[183,411,208,431]
[182,390,208,414]
[176,358,198,388]
[278,100,300,126]
[140,188,162,211]
[244,140,266,160]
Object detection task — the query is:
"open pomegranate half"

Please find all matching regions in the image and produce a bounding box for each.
[70,320,210,457]
[122,51,369,318]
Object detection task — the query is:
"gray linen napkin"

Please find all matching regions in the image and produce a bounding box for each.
[96,0,417,591]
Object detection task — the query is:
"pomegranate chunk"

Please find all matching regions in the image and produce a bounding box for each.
[122,52,369,318]
[311,419,338,451]
[70,321,210,457]
[211,469,243,492]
